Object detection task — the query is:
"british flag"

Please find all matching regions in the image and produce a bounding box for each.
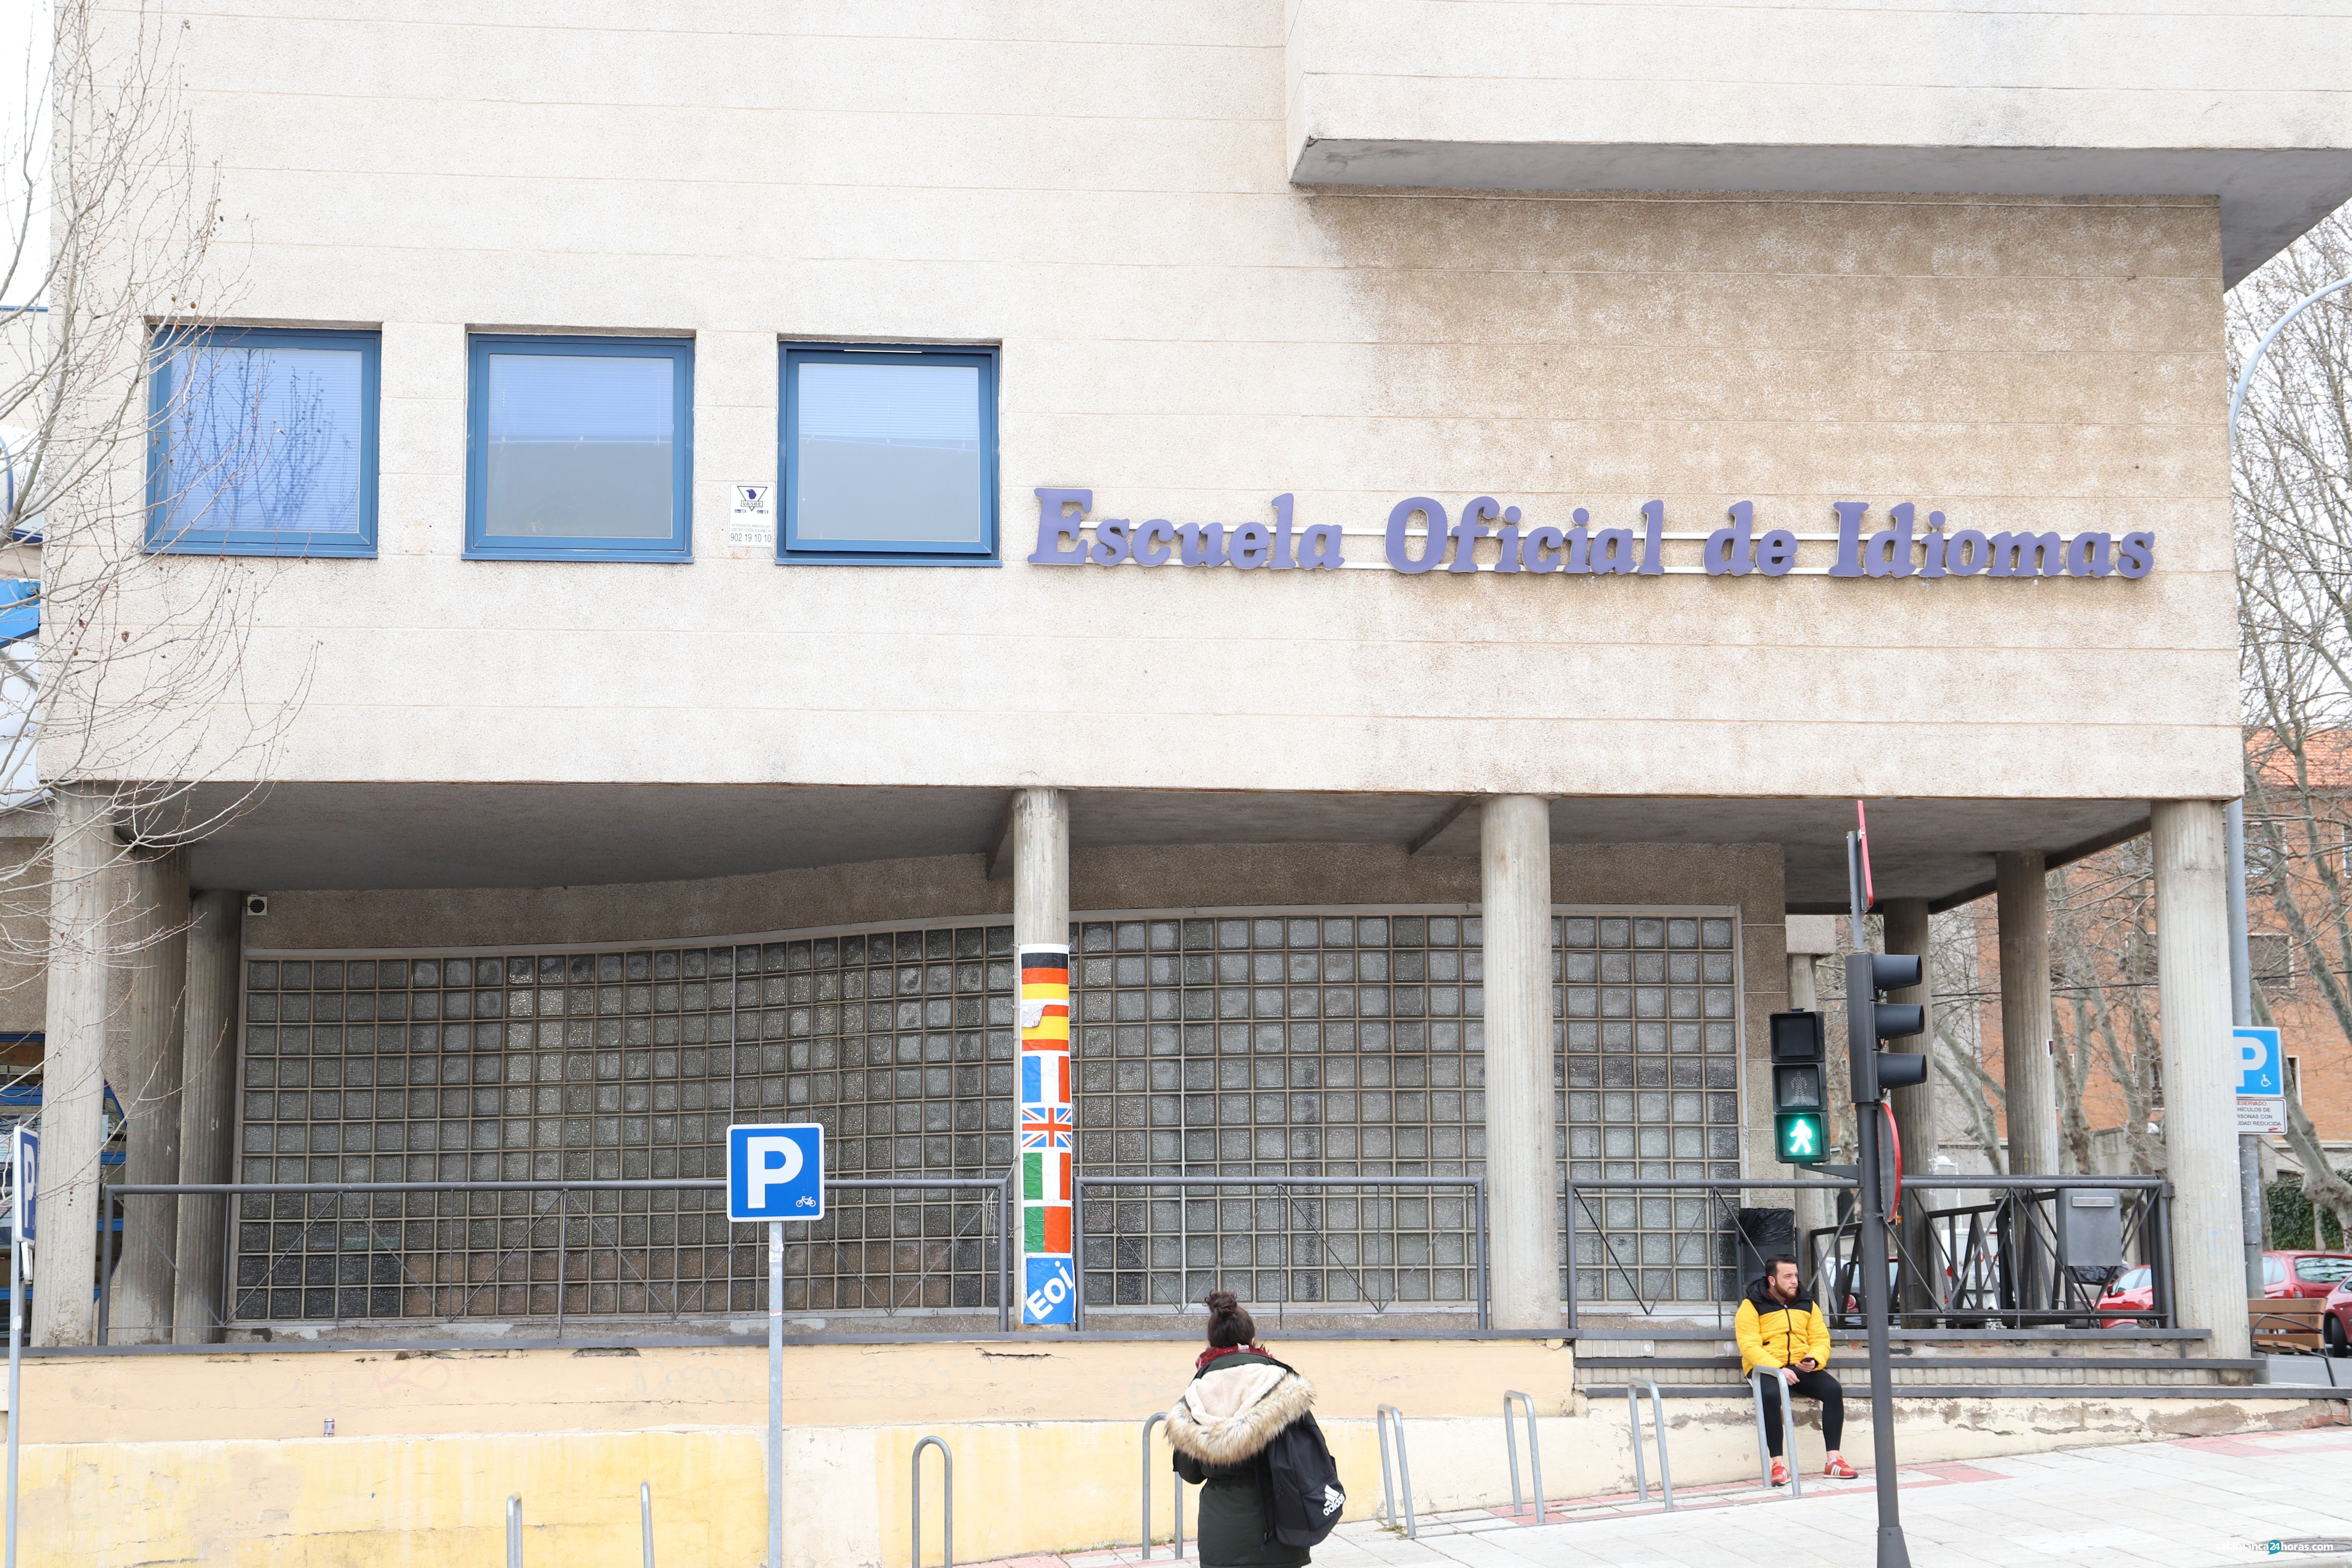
[1020,1104,1073,1151]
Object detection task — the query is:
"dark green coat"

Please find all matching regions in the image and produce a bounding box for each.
[1165,1351,1315,1567]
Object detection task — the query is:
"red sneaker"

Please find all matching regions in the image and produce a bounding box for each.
[1823,1456,1859,1479]
[1770,1459,1789,1487]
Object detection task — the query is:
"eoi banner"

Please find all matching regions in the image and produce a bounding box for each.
[1018,943,1076,1324]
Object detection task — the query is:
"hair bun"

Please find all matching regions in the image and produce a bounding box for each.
[1204,1289,1240,1317]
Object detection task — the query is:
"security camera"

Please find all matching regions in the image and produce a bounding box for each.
[244,894,268,917]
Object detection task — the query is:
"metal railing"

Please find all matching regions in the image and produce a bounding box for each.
[1374,1403,1416,1539]
[1501,1390,1544,1522]
[1073,1174,1489,1330]
[911,1435,954,1568]
[1805,1176,2173,1331]
[95,1174,1016,1341]
[1748,1369,1801,1497]
[1563,1176,1850,1329]
[1625,1378,1674,1509]
[1565,1174,2173,1332]
[1138,1412,1187,1559]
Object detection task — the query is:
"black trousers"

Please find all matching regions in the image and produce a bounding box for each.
[1757,1368,1844,1456]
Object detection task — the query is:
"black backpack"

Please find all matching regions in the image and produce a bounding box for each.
[1251,1358,1346,1548]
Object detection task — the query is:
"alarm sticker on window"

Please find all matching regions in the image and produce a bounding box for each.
[730,483,774,547]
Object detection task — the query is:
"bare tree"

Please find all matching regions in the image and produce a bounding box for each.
[2231,199,2352,1247]
[3,0,317,1345]
[1928,906,2006,1173]
[2043,853,2166,1178]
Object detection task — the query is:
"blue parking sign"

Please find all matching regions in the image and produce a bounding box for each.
[727,1124,824,1223]
[2234,1027,2282,1098]
[9,1125,32,1242]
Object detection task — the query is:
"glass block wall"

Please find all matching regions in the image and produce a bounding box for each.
[233,928,1019,1325]
[232,906,1743,1326]
[1068,911,1744,1314]
[1556,914,1746,1308]
[1071,913,1485,1314]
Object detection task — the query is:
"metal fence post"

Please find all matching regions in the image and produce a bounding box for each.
[1562,1178,1579,1331]
[1475,1177,1490,1331]
[1501,1390,1543,1522]
[2149,1185,2175,1329]
[998,1171,1013,1334]
[911,1435,953,1568]
[95,1190,115,1346]
[1374,1404,1416,1539]
[640,1480,655,1568]
[505,1494,522,1567]
[1070,1177,1086,1331]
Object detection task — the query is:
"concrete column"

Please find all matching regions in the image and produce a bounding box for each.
[110,847,190,1344]
[1009,789,1069,949]
[1994,852,2058,1177]
[1481,795,1561,1329]
[173,889,243,1343]
[2151,801,2252,1359]
[1881,897,1939,1315]
[34,784,116,1346]
[1009,789,1070,1327]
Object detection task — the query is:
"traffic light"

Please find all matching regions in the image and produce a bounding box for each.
[1845,952,1928,1103]
[1769,1009,1827,1164]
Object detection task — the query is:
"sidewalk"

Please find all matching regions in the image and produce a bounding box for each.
[975,1421,2352,1567]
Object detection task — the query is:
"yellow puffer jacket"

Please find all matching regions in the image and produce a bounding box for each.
[1734,1278,1831,1376]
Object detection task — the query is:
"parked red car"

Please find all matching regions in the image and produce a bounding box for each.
[2327,1277,2352,1357]
[2266,1251,2352,1299]
[2097,1251,2352,1329]
[2097,1265,2154,1328]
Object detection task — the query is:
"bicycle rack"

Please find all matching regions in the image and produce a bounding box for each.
[912,1435,954,1567]
[1624,1379,1674,1511]
[1139,1412,1188,1559]
[505,1494,523,1567]
[640,1480,655,1568]
[1375,1404,1417,1540]
[1747,1370,1803,1499]
[1501,1390,1546,1522]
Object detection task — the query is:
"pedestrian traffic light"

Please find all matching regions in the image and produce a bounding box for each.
[1845,952,1928,1103]
[1769,1009,1827,1165]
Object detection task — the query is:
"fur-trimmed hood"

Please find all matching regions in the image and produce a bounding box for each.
[1164,1352,1314,1467]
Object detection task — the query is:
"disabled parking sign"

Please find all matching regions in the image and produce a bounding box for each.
[2234,1027,2282,1097]
[726,1124,824,1222]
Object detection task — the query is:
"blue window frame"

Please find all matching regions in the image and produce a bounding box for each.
[466,335,693,562]
[146,326,379,557]
[779,343,998,564]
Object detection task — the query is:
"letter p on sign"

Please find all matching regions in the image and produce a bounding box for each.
[2233,1027,2282,1098]
[727,1124,825,1222]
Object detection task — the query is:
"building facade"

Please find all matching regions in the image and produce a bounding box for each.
[25,1,2352,1370]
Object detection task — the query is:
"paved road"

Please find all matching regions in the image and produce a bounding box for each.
[1012,1421,2352,1568]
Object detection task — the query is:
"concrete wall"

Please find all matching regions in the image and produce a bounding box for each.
[1285,1,2352,157]
[6,1339,2338,1565]
[83,6,2240,806]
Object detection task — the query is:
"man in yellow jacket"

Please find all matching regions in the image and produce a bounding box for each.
[1735,1255,1857,1484]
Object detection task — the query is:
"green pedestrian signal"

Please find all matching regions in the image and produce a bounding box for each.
[1769,1009,1828,1167]
[1776,1110,1825,1164]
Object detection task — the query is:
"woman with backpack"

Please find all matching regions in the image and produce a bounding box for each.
[1165,1290,1335,1566]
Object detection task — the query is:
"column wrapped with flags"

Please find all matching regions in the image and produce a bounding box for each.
[1017,943,1075,1323]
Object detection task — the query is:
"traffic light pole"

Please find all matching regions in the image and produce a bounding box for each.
[1850,1057,1909,1568]
[1846,828,1911,1568]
